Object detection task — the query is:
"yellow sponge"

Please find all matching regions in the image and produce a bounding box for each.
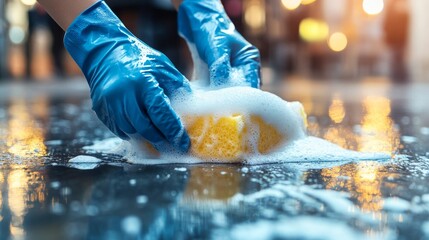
[183,114,287,162]
[249,115,283,154]
[184,115,244,161]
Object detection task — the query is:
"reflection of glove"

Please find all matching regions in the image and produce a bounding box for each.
[178,0,261,88]
[64,1,191,152]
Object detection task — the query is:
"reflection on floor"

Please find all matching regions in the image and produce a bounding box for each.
[0,78,429,239]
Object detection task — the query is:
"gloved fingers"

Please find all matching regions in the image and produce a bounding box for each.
[124,98,165,145]
[142,86,191,152]
[231,44,261,88]
[106,123,129,140]
[154,59,193,97]
[237,61,261,88]
[108,99,136,136]
[93,100,129,140]
[209,53,232,87]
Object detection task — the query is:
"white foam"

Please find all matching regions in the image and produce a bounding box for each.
[174,167,187,172]
[246,136,390,164]
[401,136,418,144]
[82,135,390,165]
[83,138,123,153]
[69,155,102,163]
[236,184,359,217]
[68,155,102,170]
[233,188,285,203]
[119,136,389,165]
[382,197,411,212]
[172,86,306,143]
[226,217,368,240]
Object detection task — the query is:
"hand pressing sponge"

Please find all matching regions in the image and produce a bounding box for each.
[172,87,307,162]
[183,113,302,162]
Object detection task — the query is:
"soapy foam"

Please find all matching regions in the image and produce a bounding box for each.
[67,155,102,170]
[121,136,390,165]
[226,217,367,240]
[185,43,252,89]
[172,86,306,140]
[172,86,307,161]
[89,89,386,164]
[83,85,391,164]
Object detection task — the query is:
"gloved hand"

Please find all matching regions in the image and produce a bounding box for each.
[178,0,261,88]
[64,1,191,152]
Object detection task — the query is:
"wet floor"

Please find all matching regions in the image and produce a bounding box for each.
[1,77,429,240]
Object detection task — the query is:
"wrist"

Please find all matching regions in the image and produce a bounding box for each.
[171,0,182,9]
[178,0,231,43]
[64,1,132,72]
[173,0,222,9]
[38,0,99,30]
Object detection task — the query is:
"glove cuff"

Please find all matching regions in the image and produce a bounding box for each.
[64,1,131,79]
[177,0,231,43]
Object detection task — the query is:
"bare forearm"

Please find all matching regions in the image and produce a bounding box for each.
[171,0,183,9]
[37,0,98,30]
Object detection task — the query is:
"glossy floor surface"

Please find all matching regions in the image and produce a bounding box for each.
[0,78,429,240]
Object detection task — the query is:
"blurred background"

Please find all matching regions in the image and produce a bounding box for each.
[0,0,428,83]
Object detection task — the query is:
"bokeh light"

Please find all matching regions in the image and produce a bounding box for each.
[328,96,346,123]
[358,96,399,154]
[281,0,301,10]
[362,0,384,15]
[8,27,25,45]
[301,0,316,5]
[299,18,329,42]
[244,3,265,30]
[20,0,36,6]
[328,32,348,52]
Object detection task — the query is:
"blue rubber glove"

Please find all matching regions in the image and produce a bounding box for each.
[178,0,261,88]
[64,1,191,152]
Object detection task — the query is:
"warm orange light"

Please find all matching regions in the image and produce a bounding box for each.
[321,161,386,213]
[362,0,384,15]
[7,99,47,158]
[323,127,348,148]
[182,166,241,206]
[244,3,265,30]
[328,96,346,123]
[8,168,28,239]
[0,172,2,222]
[20,0,36,6]
[281,0,301,10]
[328,32,348,52]
[301,0,316,5]
[299,18,329,42]
[359,96,400,154]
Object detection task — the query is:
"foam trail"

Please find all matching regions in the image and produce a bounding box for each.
[83,86,391,165]
[246,137,390,164]
[121,136,390,165]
